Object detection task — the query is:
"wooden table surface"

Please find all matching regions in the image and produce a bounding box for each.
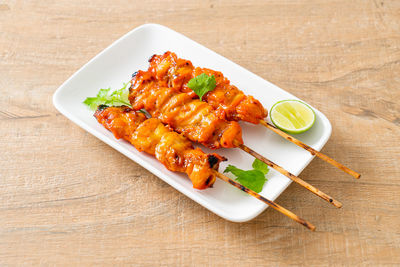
[1,0,400,266]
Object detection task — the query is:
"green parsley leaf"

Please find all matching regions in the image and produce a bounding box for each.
[224,164,246,177]
[252,158,270,175]
[224,158,269,193]
[83,97,102,110]
[83,83,131,110]
[187,73,216,100]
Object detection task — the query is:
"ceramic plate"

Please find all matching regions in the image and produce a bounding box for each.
[53,24,331,222]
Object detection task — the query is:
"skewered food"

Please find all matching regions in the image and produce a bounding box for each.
[146,51,360,179]
[94,105,225,189]
[148,51,268,124]
[93,105,315,230]
[129,69,341,208]
[129,70,243,149]
[79,45,361,230]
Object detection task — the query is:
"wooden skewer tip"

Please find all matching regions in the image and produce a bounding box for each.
[234,141,342,208]
[259,120,361,179]
[215,171,316,231]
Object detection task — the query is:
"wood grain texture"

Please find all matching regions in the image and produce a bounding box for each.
[1,0,399,265]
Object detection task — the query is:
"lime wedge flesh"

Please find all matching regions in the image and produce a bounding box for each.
[270,100,315,134]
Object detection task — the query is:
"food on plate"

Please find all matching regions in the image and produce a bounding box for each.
[79,49,361,230]
[94,105,225,189]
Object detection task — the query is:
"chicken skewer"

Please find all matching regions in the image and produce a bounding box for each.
[129,71,342,208]
[94,105,224,189]
[94,105,316,231]
[147,51,360,179]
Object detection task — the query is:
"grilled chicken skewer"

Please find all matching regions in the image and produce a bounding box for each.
[148,51,267,124]
[94,105,224,189]
[129,71,342,208]
[94,105,316,230]
[146,51,360,179]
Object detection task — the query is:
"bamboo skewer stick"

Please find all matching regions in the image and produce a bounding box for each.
[215,171,316,231]
[234,141,342,208]
[259,120,361,179]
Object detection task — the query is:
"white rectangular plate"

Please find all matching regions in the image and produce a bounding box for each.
[53,24,331,222]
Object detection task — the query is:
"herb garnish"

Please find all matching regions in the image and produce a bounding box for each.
[83,82,131,110]
[224,159,269,193]
[187,73,216,100]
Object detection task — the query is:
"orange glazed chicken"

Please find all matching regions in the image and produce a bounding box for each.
[129,70,243,149]
[94,105,225,189]
[147,51,268,124]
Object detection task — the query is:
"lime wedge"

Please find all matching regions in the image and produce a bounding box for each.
[270,100,316,134]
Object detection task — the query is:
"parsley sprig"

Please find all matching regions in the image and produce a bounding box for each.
[83,82,131,110]
[187,73,216,100]
[224,159,269,193]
